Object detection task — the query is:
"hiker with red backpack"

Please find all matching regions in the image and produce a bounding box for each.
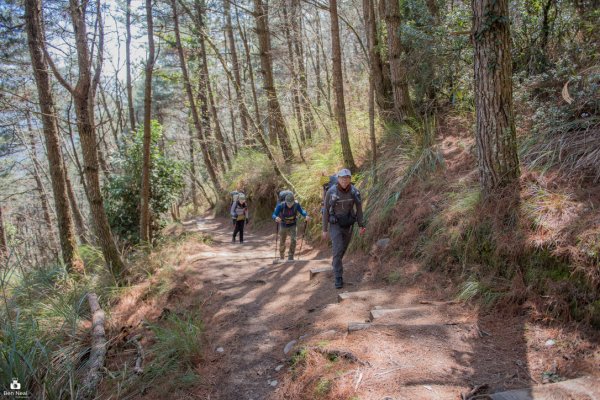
[272,192,310,260]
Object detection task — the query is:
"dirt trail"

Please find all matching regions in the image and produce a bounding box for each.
[173,216,598,400]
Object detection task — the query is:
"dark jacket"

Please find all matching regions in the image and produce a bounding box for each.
[322,184,364,232]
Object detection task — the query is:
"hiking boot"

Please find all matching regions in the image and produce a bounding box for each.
[335,277,343,289]
[287,255,294,261]
[231,237,236,243]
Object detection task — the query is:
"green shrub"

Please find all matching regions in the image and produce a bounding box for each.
[104,120,185,244]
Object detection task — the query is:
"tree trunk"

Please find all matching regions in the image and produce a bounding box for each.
[206,73,232,170]
[282,1,306,144]
[313,23,321,108]
[140,0,154,243]
[78,293,106,400]
[225,74,238,153]
[199,34,227,171]
[316,11,334,118]
[329,0,357,171]
[237,20,263,141]
[473,0,520,193]
[291,0,316,142]
[383,0,415,122]
[63,158,89,245]
[50,0,125,276]
[24,0,83,273]
[369,73,377,182]
[0,205,7,259]
[223,0,255,146]
[253,0,294,162]
[188,129,199,214]
[25,112,56,244]
[126,0,136,133]
[171,0,223,194]
[364,0,394,117]
[191,3,225,174]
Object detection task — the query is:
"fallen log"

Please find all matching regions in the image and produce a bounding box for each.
[78,293,107,400]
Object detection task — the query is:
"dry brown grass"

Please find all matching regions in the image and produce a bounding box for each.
[277,347,362,400]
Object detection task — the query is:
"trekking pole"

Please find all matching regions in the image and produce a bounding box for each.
[274,222,279,261]
[297,220,308,260]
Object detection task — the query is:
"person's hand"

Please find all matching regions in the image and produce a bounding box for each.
[305,216,311,222]
[275,217,282,223]
[322,231,328,240]
[359,227,366,236]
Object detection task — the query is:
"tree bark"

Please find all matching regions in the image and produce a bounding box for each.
[63,158,89,245]
[237,20,262,141]
[192,1,225,174]
[282,1,306,144]
[206,73,232,170]
[329,0,357,171]
[383,0,415,122]
[47,0,125,276]
[25,112,56,243]
[369,73,377,182]
[473,0,520,193]
[199,33,227,171]
[126,0,136,133]
[24,0,83,273]
[364,0,394,117]
[316,11,334,118]
[0,205,7,259]
[224,0,254,145]
[77,293,106,400]
[171,0,223,194]
[253,0,294,162]
[291,0,316,142]
[188,129,199,214]
[140,0,154,243]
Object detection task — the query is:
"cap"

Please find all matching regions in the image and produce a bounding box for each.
[285,193,295,206]
[238,193,246,201]
[337,168,352,177]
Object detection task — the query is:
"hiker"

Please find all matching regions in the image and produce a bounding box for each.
[231,193,249,244]
[272,192,310,260]
[322,168,366,289]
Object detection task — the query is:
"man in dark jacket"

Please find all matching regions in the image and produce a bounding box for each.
[322,169,366,288]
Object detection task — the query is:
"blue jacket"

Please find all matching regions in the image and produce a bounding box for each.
[272,201,307,227]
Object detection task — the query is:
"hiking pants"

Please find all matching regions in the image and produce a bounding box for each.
[233,220,245,243]
[330,223,353,279]
[279,224,297,258]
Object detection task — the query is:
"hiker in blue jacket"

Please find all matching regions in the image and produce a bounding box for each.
[272,193,310,260]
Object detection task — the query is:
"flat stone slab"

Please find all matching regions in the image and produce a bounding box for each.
[348,322,372,332]
[309,266,332,279]
[337,289,388,303]
[370,306,432,321]
[368,305,461,326]
[271,258,331,265]
[348,321,472,336]
[490,376,600,400]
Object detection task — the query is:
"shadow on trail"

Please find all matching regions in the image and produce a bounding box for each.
[180,216,343,400]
